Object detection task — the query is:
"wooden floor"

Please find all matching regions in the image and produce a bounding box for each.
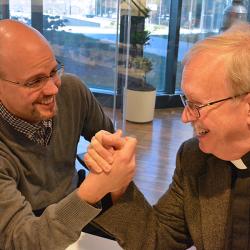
[109,107,194,204]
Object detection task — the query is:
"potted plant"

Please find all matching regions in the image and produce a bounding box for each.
[123,6,156,123]
[128,56,153,90]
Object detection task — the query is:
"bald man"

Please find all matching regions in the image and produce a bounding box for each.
[0,19,136,250]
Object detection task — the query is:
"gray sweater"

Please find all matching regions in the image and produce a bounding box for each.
[0,74,114,250]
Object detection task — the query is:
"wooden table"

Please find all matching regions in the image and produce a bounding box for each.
[66,233,123,250]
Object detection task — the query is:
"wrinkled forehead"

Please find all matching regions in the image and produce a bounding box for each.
[181,53,230,100]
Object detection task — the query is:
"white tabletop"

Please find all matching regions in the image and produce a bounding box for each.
[66,233,123,250]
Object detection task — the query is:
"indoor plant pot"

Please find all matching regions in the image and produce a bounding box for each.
[124,59,156,123]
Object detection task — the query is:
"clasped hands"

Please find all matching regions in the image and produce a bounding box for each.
[77,130,137,204]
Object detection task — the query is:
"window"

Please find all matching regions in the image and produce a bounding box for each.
[144,0,171,92]
[9,0,31,23]
[175,0,249,92]
[43,0,118,91]
[1,0,249,107]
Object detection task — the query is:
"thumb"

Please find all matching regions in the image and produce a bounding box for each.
[122,137,137,160]
[102,129,125,149]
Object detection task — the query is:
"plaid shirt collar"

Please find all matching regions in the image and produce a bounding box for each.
[0,102,53,146]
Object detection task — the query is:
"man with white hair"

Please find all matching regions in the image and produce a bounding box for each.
[86,22,250,249]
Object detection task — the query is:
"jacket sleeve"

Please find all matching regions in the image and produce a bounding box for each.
[93,143,193,250]
[0,156,101,250]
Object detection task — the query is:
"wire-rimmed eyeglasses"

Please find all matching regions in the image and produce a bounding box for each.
[0,60,64,89]
[180,93,248,118]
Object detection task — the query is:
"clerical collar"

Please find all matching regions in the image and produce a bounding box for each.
[231,159,247,170]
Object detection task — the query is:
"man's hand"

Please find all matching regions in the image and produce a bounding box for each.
[84,129,124,173]
[77,136,137,204]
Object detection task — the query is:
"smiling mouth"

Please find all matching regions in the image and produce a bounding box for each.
[196,128,209,136]
[39,97,54,105]
[192,123,210,137]
[197,129,209,136]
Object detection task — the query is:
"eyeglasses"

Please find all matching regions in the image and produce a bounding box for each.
[180,93,248,118]
[0,60,64,89]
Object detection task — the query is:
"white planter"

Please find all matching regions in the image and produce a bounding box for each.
[125,88,156,123]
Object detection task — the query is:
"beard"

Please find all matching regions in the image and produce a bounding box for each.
[29,100,58,123]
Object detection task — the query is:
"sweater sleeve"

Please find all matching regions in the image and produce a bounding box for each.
[0,155,101,250]
[58,74,114,143]
[79,80,114,140]
[62,74,114,141]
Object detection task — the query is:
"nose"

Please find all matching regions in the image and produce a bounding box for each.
[181,107,197,123]
[42,77,60,95]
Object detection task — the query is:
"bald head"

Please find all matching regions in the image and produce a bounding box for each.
[0,19,45,38]
[0,20,60,122]
[0,19,55,78]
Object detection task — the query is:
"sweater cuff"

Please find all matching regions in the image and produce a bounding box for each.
[55,190,102,232]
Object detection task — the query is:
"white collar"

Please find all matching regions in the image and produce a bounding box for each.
[231,159,248,169]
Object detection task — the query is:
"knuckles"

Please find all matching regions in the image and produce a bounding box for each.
[83,153,90,163]
[87,148,96,157]
[91,137,99,148]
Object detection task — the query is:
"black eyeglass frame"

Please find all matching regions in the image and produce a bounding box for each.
[180,93,248,118]
[0,60,64,89]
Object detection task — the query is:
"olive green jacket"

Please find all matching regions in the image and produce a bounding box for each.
[95,138,233,250]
